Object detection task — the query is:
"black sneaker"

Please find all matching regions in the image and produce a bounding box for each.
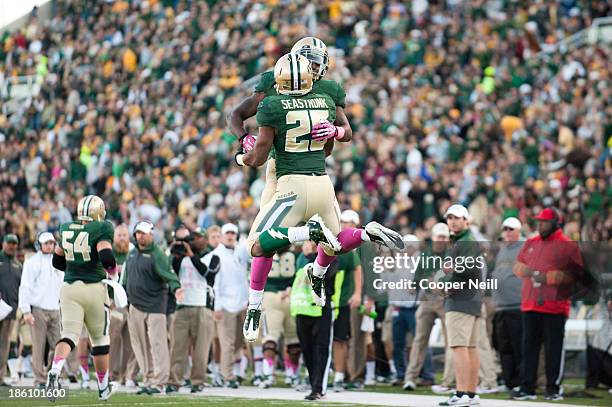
[243,308,261,342]
[307,214,341,252]
[226,380,239,389]
[545,394,563,401]
[148,386,165,395]
[166,384,179,394]
[305,263,326,306]
[136,387,150,395]
[305,392,322,400]
[191,384,205,393]
[511,389,537,401]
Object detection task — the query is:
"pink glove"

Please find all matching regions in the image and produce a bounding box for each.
[311,120,345,142]
[239,133,256,152]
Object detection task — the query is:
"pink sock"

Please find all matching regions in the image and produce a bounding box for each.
[80,356,89,372]
[285,357,298,375]
[337,227,364,252]
[315,244,337,268]
[250,257,274,290]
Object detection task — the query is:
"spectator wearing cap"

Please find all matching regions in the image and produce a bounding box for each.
[168,227,220,394]
[332,210,363,391]
[17,232,63,387]
[0,234,22,387]
[405,223,453,392]
[209,223,249,388]
[109,224,137,387]
[491,217,524,391]
[123,221,184,395]
[512,208,583,401]
[439,204,483,406]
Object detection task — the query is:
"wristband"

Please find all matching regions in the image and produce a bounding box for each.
[235,153,245,166]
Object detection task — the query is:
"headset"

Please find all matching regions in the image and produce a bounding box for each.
[34,231,43,252]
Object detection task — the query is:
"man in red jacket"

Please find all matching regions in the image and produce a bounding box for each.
[511,208,583,401]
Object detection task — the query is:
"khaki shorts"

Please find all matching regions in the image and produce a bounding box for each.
[247,174,341,254]
[445,311,479,348]
[10,310,32,346]
[261,291,298,345]
[60,281,110,347]
[259,159,278,208]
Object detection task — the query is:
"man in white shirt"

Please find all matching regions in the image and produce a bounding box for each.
[208,223,249,388]
[18,232,64,388]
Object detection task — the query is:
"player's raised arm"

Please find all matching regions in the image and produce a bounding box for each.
[238,126,275,167]
[334,106,352,142]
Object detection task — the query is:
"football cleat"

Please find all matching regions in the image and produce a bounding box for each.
[98,382,116,401]
[307,214,341,252]
[46,368,61,402]
[305,263,326,306]
[243,308,261,342]
[364,222,405,250]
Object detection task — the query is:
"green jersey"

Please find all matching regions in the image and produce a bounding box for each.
[265,250,297,293]
[256,92,336,178]
[59,220,114,284]
[254,71,346,108]
[338,250,361,306]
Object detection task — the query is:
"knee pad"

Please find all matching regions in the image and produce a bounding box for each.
[91,345,110,356]
[286,343,301,356]
[263,340,277,354]
[57,337,76,351]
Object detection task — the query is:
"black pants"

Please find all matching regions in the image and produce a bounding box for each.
[296,307,333,395]
[520,311,566,395]
[493,310,522,389]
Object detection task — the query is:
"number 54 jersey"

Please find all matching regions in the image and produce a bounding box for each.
[58,220,114,283]
[256,92,336,179]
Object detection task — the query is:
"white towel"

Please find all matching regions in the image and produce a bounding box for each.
[101,279,128,309]
[361,315,375,333]
[0,299,13,321]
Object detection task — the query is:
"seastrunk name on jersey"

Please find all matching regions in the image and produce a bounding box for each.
[280,98,328,110]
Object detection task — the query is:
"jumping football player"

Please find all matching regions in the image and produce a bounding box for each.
[236,53,404,342]
[46,195,118,401]
[228,37,352,207]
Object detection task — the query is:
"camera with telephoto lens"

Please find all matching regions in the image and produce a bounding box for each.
[170,234,193,256]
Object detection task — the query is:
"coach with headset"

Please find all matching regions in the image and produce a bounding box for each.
[512,208,583,401]
[18,232,64,388]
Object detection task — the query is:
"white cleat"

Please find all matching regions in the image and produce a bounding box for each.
[305,263,326,306]
[307,214,341,252]
[364,222,405,250]
[98,382,117,401]
[243,308,261,342]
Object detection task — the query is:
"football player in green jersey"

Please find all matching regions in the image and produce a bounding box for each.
[228,37,352,207]
[236,53,404,342]
[46,195,117,401]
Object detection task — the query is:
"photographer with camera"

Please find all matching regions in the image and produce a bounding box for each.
[167,226,220,393]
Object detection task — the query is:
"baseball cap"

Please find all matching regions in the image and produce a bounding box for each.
[402,234,419,243]
[533,208,558,221]
[3,234,19,243]
[444,204,469,219]
[134,221,154,234]
[221,223,239,234]
[502,217,522,230]
[38,232,56,243]
[431,223,450,237]
[340,210,360,225]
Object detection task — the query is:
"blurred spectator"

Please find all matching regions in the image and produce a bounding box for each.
[210,223,249,388]
[512,208,584,401]
[18,232,62,388]
[0,234,22,387]
[492,217,525,391]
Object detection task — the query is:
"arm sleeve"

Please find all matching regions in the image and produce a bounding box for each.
[18,258,34,313]
[190,256,209,277]
[152,248,181,292]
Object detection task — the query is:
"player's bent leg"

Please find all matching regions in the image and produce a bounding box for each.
[259,159,278,207]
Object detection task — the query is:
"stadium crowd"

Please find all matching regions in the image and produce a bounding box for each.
[0,0,611,402]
